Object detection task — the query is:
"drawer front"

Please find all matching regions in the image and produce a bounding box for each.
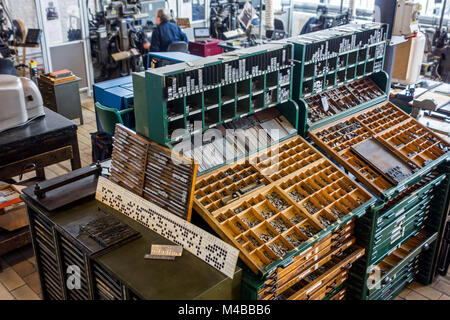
[267,222,354,285]
[374,198,430,241]
[58,234,91,300]
[377,192,430,229]
[368,257,419,298]
[274,220,355,279]
[367,231,437,299]
[263,236,356,299]
[370,265,417,300]
[373,200,429,248]
[371,213,429,263]
[286,245,365,300]
[30,213,65,300]
[92,262,124,300]
[384,273,415,300]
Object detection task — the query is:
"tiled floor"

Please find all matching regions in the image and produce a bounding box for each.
[0,96,449,300]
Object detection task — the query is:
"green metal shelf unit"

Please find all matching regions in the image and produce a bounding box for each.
[347,163,450,300]
[286,23,388,135]
[297,71,389,135]
[132,43,300,174]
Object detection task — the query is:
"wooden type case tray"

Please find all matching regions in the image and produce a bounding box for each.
[193,135,371,275]
[275,244,364,300]
[110,124,198,221]
[309,103,450,197]
[304,77,385,125]
[366,230,436,297]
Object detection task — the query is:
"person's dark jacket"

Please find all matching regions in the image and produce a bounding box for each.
[150,21,188,52]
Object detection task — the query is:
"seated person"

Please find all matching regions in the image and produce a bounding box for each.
[150,9,188,52]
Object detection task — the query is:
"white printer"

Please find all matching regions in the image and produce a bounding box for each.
[0,75,45,132]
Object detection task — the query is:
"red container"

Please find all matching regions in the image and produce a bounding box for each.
[188,39,224,57]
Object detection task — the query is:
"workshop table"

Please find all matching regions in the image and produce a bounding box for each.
[0,107,81,259]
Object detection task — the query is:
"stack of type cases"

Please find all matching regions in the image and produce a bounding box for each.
[132,43,299,170]
[309,103,450,300]
[193,135,374,300]
[26,205,142,300]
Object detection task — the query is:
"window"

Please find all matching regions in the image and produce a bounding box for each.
[192,0,205,21]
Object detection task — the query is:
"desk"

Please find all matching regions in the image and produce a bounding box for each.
[0,107,81,182]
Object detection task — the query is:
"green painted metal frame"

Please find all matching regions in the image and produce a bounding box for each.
[297,71,389,136]
[287,24,389,136]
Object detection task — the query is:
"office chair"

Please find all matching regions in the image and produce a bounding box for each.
[95,102,134,136]
[167,41,188,53]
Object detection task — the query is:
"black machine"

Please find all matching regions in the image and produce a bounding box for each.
[0,0,19,57]
[88,0,163,82]
[431,27,449,83]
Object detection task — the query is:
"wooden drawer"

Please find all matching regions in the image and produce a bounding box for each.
[329,286,347,300]
[193,135,374,275]
[267,220,355,282]
[284,245,364,300]
[308,102,449,198]
[0,146,73,179]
